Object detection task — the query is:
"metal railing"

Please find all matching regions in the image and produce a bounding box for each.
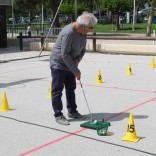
[7,24,62,38]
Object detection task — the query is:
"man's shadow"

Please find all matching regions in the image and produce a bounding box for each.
[68,112,148,122]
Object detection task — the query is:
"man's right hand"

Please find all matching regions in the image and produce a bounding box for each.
[74,71,81,80]
[74,58,80,67]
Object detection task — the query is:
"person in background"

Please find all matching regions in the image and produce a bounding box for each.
[50,12,97,125]
[27,23,32,36]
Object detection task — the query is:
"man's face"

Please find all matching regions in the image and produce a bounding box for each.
[79,24,93,34]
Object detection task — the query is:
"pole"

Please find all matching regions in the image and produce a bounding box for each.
[12,0,14,23]
[12,0,14,37]
[75,0,78,20]
[132,0,135,31]
[153,30,155,45]
[42,1,44,32]
[79,80,93,121]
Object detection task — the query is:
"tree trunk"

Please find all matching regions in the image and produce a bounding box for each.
[86,0,94,13]
[50,0,60,27]
[146,0,156,36]
[116,12,120,30]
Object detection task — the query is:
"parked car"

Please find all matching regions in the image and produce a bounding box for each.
[138,8,149,16]
[98,16,109,24]
[138,7,156,16]
[8,18,15,24]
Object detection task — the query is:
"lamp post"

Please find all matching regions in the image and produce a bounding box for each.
[42,0,44,32]
[75,0,77,20]
[12,0,14,24]
[11,0,14,37]
[132,0,135,31]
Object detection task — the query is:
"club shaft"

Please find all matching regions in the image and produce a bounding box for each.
[79,80,93,121]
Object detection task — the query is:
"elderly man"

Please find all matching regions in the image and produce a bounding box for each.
[50,12,97,125]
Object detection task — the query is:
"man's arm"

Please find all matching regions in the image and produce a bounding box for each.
[61,34,80,76]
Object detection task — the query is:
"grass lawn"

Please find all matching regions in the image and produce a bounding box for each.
[91,23,156,34]
[7,22,156,35]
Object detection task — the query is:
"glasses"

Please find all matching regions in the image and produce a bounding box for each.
[85,26,93,30]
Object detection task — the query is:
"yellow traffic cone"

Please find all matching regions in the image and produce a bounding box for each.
[122,113,140,142]
[96,69,103,84]
[48,81,52,98]
[126,64,132,76]
[0,92,11,112]
[150,57,156,68]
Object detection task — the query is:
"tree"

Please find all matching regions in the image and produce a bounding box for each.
[86,0,97,13]
[14,0,41,22]
[60,0,89,22]
[48,0,61,27]
[102,0,133,30]
[135,0,148,23]
[147,0,156,36]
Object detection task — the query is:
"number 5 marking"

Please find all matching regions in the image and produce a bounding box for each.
[127,124,134,133]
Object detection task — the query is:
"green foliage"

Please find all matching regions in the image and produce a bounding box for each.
[14,0,41,12]
[102,0,133,13]
[60,0,89,17]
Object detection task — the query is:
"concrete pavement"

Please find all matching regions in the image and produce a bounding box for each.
[0,52,156,156]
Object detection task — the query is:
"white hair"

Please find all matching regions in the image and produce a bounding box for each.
[76,12,97,27]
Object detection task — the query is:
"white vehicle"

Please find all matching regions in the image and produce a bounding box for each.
[138,7,156,16]
[138,8,149,16]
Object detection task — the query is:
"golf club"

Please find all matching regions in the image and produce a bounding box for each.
[79,80,93,121]
[79,80,111,134]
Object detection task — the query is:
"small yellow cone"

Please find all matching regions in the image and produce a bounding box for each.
[150,57,156,68]
[96,69,103,84]
[126,64,132,76]
[0,92,10,112]
[122,113,140,142]
[48,81,52,98]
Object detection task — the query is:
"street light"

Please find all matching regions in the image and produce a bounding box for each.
[75,0,77,20]
[42,0,44,32]
[132,0,135,31]
[12,0,14,24]
[11,0,14,37]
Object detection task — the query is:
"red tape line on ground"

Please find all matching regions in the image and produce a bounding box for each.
[19,97,156,156]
